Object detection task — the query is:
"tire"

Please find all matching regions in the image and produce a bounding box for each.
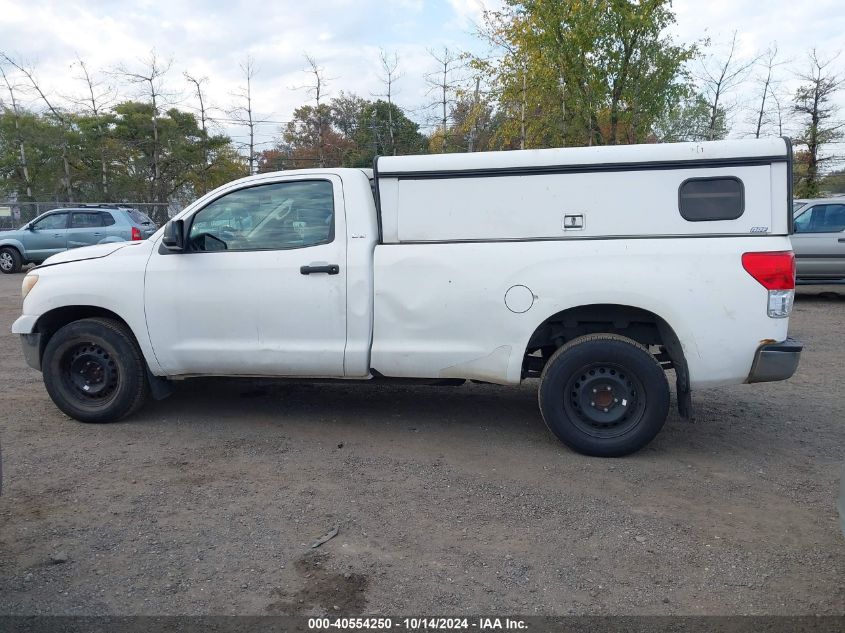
[538,334,670,457]
[0,247,22,274]
[42,318,149,423]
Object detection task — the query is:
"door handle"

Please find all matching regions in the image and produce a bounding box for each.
[300,264,339,275]
[838,238,845,243]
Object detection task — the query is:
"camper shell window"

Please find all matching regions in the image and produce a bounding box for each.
[678,177,745,221]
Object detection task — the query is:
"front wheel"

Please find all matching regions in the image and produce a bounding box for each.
[42,318,149,423]
[538,334,670,457]
[0,247,22,274]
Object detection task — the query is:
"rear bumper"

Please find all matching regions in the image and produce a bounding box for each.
[19,333,42,371]
[746,338,802,383]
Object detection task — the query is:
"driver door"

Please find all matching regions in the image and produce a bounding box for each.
[144,175,348,377]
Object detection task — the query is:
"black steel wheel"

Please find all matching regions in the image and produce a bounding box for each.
[538,334,669,457]
[42,318,148,423]
[0,247,22,274]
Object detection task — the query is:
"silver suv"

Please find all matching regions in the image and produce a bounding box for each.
[791,197,845,284]
[0,205,157,274]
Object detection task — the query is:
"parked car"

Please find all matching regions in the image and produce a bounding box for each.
[790,197,845,284]
[0,205,157,274]
[12,138,802,457]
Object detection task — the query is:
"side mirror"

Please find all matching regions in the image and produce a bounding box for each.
[162,219,186,251]
[26,223,35,231]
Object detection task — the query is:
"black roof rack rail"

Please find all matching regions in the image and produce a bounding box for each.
[69,203,137,210]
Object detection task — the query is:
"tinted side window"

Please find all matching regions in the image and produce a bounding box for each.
[794,204,845,234]
[71,212,104,228]
[188,180,335,252]
[128,209,153,225]
[101,213,116,226]
[679,177,744,221]
[33,213,68,230]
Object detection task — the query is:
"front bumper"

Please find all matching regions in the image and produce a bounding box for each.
[19,333,42,371]
[746,337,802,383]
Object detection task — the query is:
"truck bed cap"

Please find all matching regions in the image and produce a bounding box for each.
[376,138,789,178]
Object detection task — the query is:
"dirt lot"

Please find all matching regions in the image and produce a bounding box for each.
[0,271,843,616]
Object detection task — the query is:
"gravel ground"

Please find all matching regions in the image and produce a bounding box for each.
[0,272,843,616]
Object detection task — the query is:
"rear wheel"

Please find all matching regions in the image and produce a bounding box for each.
[0,247,22,274]
[538,334,669,457]
[42,318,148,423]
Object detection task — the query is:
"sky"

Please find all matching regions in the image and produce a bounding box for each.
[1,0,843,158]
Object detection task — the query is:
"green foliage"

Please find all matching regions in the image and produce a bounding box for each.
[792,52,843,198]
[653,93,727,142]
[477,0,696,148]
[0,108,66,200]
[264,95,427,170]
[0,101,244,220]
[819,168,845,194]
[348,100,428,166]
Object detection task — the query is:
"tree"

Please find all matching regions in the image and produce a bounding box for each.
[751,44,787,139]
[110,101,241,220]
[267,93,426,169]
[697,32,756,141]
[115,51,174,207]
[229,57,258,176]
[425,47,464,153]
[299,54,331,167]
[792,49,843,197]
[330,91,367,139]
[70,58,116,198]
[448,88,500,152]
[1,52,75,201]
[0,107,65,200]
[0,64,33,199]
[819,168,845,194]
[349,99,427,166]
[598,0,695,145]
[375,49,402,155]
[653,93,727,142]
[281,103,349,169]
[185,71,213,193]
[475,0,695,149]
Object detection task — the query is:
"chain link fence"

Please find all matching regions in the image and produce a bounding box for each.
[0,201,175,230]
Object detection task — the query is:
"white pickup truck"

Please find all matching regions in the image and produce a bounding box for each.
[13,138,802,457]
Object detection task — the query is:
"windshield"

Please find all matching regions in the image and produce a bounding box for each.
[792,201,808,213]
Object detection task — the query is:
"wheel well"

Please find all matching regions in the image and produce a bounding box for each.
[35,306,132,361]
[524,304,692,418]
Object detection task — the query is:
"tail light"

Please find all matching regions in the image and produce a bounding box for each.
[742,251,795,318]
[131,226,142,241]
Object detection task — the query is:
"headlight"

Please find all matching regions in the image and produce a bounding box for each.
[21,274,38,300]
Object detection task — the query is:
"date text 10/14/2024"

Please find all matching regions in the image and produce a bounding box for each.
[307,617,528,630]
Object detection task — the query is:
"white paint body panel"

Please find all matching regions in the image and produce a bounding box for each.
[387,166,774,242]
[369,237,790,388]
[378,139,790,242]
[15,240,164,374]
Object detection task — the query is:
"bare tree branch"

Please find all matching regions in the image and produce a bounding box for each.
[228,57,258,175]
[1,52,73,201]
[0,63,32,199]
[697,32,758,140]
